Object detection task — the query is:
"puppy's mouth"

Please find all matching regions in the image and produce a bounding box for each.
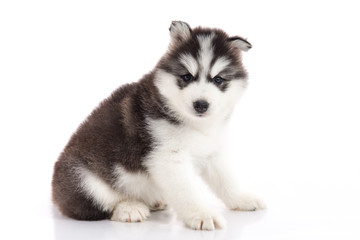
[196,112,205,117]
[194,111,209,118]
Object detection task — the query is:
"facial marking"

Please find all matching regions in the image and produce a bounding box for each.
[210,57,231,78]
[197,34,214,81]
[179,53,198,76]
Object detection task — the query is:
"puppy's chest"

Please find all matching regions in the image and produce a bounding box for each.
[148,119,226,158]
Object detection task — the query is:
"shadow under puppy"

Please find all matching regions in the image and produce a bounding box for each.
[52,21,265,231]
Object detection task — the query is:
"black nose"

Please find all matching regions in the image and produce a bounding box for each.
[193,100,209,114]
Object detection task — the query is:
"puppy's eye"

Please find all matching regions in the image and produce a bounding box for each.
[213,76,224,84]
[181,74,193,82]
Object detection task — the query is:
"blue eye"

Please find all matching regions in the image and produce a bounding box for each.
[213,76,224,84]
[181,74,193,82]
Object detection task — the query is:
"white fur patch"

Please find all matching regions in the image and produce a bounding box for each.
[78,168,121,212]
[180,53,198,76]
[146,118,226,160]
[210,57,231,78]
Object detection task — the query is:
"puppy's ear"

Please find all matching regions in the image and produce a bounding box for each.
[228,36,252,51]
[169,21,192,45]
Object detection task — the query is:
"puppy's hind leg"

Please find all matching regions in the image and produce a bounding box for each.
[52,162,114,220]
[74,166,151,223]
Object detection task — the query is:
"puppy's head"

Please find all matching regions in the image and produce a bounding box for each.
[155,21,251,123]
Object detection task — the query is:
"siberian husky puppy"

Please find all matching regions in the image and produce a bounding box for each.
[52,21,265,230]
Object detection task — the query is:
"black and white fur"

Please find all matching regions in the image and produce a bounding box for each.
[52,21,265,231]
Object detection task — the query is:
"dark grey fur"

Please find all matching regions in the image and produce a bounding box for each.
[52,21,251,220]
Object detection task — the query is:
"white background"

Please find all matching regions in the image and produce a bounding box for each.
[1,0,359,239]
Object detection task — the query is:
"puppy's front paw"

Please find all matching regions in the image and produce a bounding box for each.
[183,210,226,231]
[111,201,150,222]
[230,193,266,211]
